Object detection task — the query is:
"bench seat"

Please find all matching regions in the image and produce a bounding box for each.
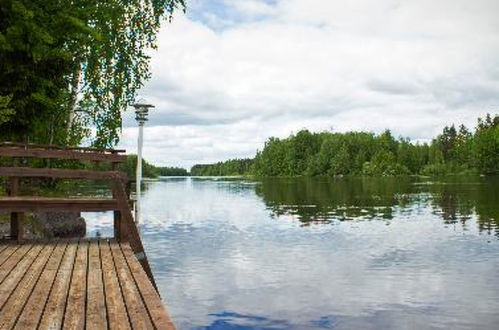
[0,197,120,212]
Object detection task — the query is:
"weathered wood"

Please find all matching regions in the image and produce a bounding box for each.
[121,243,176,329]
[0,142,125,154]
[0,245,20,269]
[109,240,153,329]
[0,245,9,260]
[0,147,126,163]
[86,240,107,330]
[0,144,154,288]
[110,180,157,288]
[0,140,167,327]
[112,162,122,245]
[0,244,32,285]
[100,239,131,330]
[0,240,173,329]
[10,213,24,241]
[14,240,68,329]
[0,167,127,181]
[63,239,89,329]
[0,242,56,328]
[0,243,43,308]
[38,240,78,330]
[0,196,120,212]
[9,158,24,241]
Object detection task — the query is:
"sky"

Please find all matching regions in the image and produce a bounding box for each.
[117,0,499,169]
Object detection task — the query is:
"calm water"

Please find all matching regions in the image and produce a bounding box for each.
[85,176,499,330]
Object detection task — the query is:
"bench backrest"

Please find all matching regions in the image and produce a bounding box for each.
[0,143,126,163]
[0,142,156,286]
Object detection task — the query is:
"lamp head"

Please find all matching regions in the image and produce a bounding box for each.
[132,98,155,124]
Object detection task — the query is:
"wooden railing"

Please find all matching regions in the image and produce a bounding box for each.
[0,143,156,286]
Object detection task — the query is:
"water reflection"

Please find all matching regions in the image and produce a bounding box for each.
[254,176,499,236]
[82,176,499,330]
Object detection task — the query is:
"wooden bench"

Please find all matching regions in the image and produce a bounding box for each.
[0,144,154,285]
[0,143,176,328]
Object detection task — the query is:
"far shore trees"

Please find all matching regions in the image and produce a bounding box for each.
[192,114,499,177]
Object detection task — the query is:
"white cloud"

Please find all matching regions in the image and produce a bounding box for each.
[119,0,499,168]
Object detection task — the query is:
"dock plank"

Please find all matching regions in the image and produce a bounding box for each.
[0,245,7,256]
[0,243,42,309]
[100,239,131,330]
[38,240,78,330]
[0,242,56,328]
[14,240,68,329]
[0,245,20,268]
[86,240,107,330]
[0,244,32,285]
[110,240,154,329]
[0,239,173,329]
[63,239,89,329]
[121,243,176,329]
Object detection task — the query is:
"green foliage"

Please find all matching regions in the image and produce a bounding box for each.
[0,0,185,146]
[251,129,416,177]
[253,138,289,176]
[473,115,499,174]
[118,155,159,179]
[0,0,77,144]
[86,154,188,179]
[0,95,14,125]
[286,130,321,175]
[362,150,410,176]
[420,163,475,176]
[191,158,253,176]
[193,113,499,177]
[157,166,189,176]
[117,155,188,179]
[329,144,350,176]
[77,0,186,147]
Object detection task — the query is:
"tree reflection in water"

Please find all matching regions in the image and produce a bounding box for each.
[255,176,499,236]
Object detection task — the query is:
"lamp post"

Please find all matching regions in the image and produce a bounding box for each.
[132,101,155,223]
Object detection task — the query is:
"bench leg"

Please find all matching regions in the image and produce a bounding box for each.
[10,212,24,241]
[114,211,122,240]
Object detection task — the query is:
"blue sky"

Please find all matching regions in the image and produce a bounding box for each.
[118,0,499,168]
[188,0,277,28]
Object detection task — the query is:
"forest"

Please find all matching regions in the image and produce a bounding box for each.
[191,114,499,177]
[191,158,253,176]
[118,155,188,179]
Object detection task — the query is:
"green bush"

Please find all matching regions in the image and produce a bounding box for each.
[362,151,410,176]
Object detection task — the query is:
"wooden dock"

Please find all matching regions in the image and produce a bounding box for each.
[0,239,174,329]
[0,143,176,329]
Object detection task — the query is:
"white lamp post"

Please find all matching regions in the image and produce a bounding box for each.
[132,101,155,223]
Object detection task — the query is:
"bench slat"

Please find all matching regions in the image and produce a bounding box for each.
[0,147,126,163]
[0,197,120,212]
[0,142,125,154]
[0,167,127,181]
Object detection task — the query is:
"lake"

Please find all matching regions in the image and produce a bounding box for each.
[85,176,499,330]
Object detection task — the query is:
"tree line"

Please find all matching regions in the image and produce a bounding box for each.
[191,114,499,177]
[116,155,188,179]
[191,158,253,176]
[78,154,188,180]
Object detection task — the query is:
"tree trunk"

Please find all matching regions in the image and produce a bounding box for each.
[67,64,82,140]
